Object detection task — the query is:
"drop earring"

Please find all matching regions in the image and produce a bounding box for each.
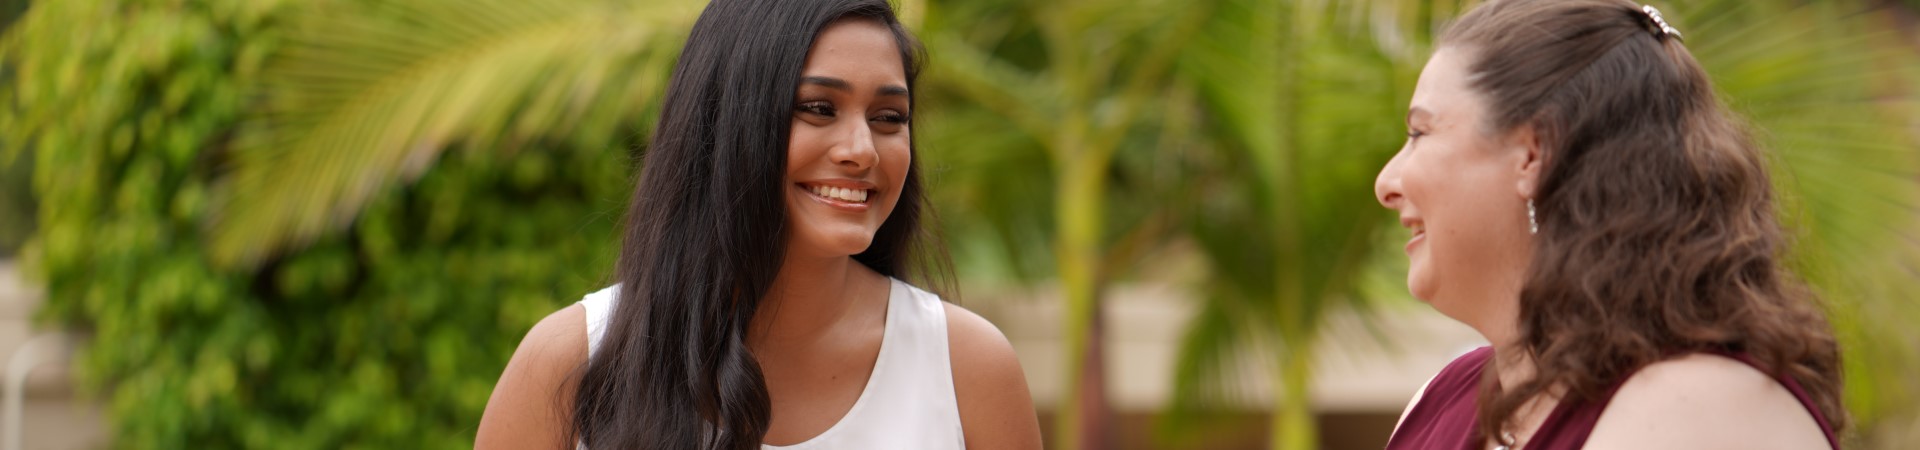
[1527,200,1538,235]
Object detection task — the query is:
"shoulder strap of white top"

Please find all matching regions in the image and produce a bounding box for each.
[576,280,963,449]
[579,285,619,358]
[862,278,965,445]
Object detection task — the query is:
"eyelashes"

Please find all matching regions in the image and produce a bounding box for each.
[797,102,835,117]
[794,101,910,127]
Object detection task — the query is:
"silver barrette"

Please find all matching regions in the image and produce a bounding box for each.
[1641,5,1682,41]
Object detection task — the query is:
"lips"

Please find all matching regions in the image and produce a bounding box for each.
[806,184,869,203]
[796,181,877,211]
[1400,217,1425,254]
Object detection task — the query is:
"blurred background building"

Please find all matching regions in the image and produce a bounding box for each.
[2,0,1918,449]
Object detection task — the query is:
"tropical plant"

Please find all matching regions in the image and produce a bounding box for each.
[208,0,698,265]
[0,152,30,255]
[0,0,685,447]
[0,0,26,31]
[1158,1,1920,449]
[0,0,21,256]
[1156,1,1425,448]
[918,0,1214,447]
[1676,0,1920,444]
[5,0,1917,448]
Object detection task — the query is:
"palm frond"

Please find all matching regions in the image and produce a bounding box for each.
[1155,293,1268,445]
[209,0,699,266]
[1679,0,1920,428]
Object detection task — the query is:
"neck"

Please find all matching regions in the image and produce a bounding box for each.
[1463,266,1532,389]
[749,249,867,346]
[1488,335,1534,390]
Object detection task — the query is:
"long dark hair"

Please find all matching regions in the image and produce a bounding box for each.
[569,0,935,448]
[1438,0,1844,442]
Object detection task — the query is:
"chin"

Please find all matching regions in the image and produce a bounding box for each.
[827,239,876,257]
[794,231,877,258]
[1409,287,1437,305]
[1406,273,1437,303]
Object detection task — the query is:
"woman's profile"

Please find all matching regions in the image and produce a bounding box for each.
[474,0,1042,448]
[1375,1,1843,448]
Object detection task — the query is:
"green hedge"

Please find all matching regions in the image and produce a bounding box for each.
[0,152,30,255]
[3,0,633,447]
[0,0,28,254]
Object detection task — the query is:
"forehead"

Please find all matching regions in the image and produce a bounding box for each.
[801,18,906,82]
[1410,47,1484,126]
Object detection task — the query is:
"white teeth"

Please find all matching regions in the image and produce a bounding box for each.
[808,185,868,203]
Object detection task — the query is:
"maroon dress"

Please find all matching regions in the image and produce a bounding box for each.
[1384,346,1839,449]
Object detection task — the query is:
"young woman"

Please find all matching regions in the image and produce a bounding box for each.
[1375,1,1843,448]
[473,0,1042,448]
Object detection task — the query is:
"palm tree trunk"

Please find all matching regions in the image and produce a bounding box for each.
[1270,342,1318,450]
[1054,145,1112,450]
[1078,302,1113,450]
[1265,1,1312,447]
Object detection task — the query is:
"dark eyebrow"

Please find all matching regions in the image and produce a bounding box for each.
[801,76,910,98]
[802,76,851,91]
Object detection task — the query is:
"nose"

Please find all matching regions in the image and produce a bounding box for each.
[1375,149,1405,210]
[829,119,879,171]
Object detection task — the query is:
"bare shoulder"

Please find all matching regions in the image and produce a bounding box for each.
[943,302,1018,368]
[512,303,590,372]
[942,302,1042,450]
[1585,353,1828,450]
[476,303,588,449]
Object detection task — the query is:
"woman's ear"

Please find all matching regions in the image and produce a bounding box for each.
[1511,124,1544,199]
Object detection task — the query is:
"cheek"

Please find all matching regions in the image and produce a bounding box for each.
[879,137,911,199]
[1411,154,1519,272]
[1397,152,1442,208]
[786,121,827,175]
[1401,141,1496,221]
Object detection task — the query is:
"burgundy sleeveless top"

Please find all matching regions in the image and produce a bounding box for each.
[1385,347,1839,449]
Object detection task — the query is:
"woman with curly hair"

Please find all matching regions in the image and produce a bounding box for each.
[1376,1,1844,448]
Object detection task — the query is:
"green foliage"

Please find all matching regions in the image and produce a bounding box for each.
[0,0,27,32]
[0,151,31,255]
[0,0,20,254]
[209,0,693,267]
[1159,1,1416,447]
[921,0,1202,281]
[1154,0,1920,448]
[2,0,638,447]
[1671,0,1920,438]
[922,0,1213,447]
[3,0,1917,448]
[929,1,1920,449]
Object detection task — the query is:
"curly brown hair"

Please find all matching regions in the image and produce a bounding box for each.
[1438,0,1845,442]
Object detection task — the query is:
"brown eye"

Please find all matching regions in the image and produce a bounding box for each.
[796,102,835,117]
[870,112,908,133]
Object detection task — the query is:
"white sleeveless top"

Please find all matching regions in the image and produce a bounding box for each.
[578,278,966,449]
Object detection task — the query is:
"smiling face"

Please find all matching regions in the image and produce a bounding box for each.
[783,17,912,260]
[1374,47,1539,323]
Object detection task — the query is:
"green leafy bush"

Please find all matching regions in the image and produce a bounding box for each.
[0,152,31,255]
[3,1,635,447]
[5,0,1917,448]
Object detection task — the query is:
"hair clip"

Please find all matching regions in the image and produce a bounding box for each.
[1641,5,1683,41]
